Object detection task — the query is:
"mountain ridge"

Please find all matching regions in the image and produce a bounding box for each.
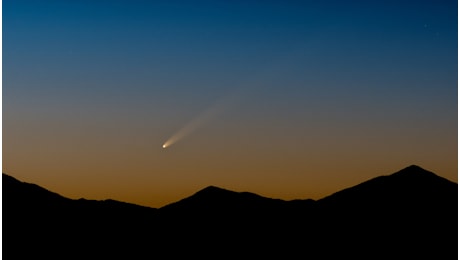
[3,165,457,259]
[2,164,456,209]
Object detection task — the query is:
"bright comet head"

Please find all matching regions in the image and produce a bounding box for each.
[162,144,167,148]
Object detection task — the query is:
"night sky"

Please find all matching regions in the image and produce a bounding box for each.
[3,0,457,207]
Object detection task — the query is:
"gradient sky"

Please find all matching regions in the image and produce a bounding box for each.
[3,0,458,208]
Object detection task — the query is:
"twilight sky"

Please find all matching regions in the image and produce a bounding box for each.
[3,0,457,208]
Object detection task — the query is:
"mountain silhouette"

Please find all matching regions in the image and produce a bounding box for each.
[315,165,458,258]
[160,185,289,213]
[3,174,158,259]
[3,165,457,259]
[320,165,456,204]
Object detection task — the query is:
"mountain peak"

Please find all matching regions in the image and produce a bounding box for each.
[195,185,233,195]
[400,164,428,172]
[404,164,424,170]
[319,164,456,206]
[391,165,439,178]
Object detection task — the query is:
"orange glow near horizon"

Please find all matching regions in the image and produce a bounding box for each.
[3,111,457,208]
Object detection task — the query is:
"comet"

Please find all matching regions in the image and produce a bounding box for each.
[162,102,224,149]
[161,91,241,149]
[161,48,302,150]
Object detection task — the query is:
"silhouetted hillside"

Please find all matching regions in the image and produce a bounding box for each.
[3,174,158,259]
[319,165,456,205]
[315,165,457,258]
[3,165,457,259]
[160,185,290,214]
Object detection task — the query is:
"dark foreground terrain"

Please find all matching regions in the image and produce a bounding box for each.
[3,165,457,259]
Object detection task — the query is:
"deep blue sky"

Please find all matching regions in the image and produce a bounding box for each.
[3,0,458,207]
